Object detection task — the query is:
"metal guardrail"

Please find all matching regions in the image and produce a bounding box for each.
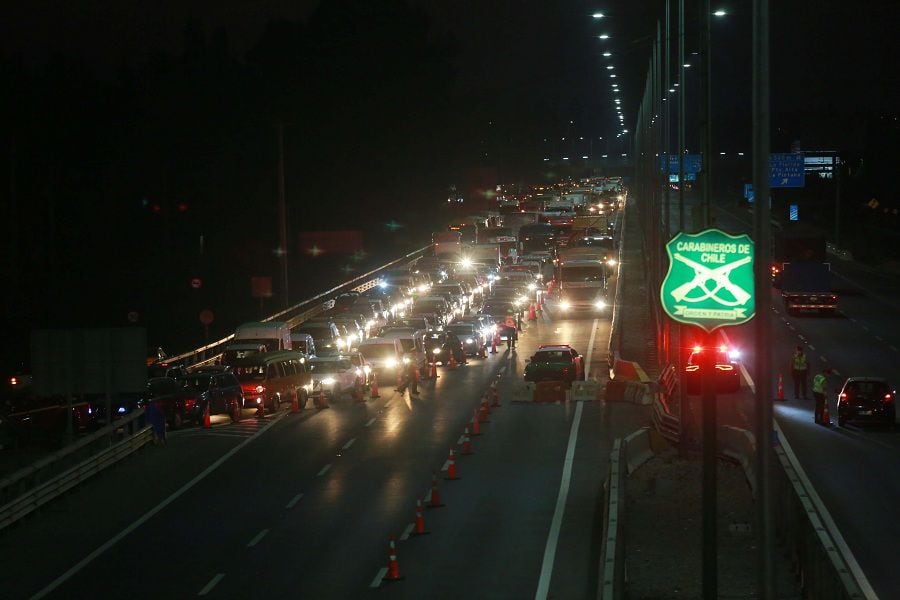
[650,365,680,443]
[0,410,153,531]
[773,427,868,599]
[165,245,432,369]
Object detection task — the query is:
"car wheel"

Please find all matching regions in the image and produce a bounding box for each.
[298,390,308,409]
[229,401,242,423]
[269,394,280,413]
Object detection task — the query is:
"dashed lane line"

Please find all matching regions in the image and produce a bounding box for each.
[891,346,899,353]
[399,523,415,541]
[369,567,388,588]
[342,438,356,450]
[820,356,829,363]
[285,493,303,509]
[808,345,816,351]
[246,529,269,548]
[30,410,288,600]
[317,464,332,477]
[365,417,376,427]
[197,573,225,596]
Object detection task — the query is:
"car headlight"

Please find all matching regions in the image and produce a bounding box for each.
[560,301,571,310]
[607,258,617,267]
[465,338,474,344]
[336,339,345,348]
[385,358,397,368]
[403,356,410,364]
[432,347,442,355]
[595,299,607,310]
[728,350,741,360]
[255,385,265,394]
[355,368,363,376]
[528,283,537,290]
[322,377,335,386]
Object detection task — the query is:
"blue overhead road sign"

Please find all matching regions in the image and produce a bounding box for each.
[769,153,805,187]
[660,154,702,174]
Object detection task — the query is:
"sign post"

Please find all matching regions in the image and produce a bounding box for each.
[660,228,756,599]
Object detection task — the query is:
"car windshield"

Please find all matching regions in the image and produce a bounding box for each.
[561,266,604,281]
[233,366,266,381]
[446,325,474,336]
[359,345,397,360]
[310,361,351,373]
[533,351,572,363]
[846,381,890,397]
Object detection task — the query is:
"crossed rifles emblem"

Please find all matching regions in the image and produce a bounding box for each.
[670,253,752,306]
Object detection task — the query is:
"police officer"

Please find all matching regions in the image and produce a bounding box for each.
[791,345,809,400]
[813,367,832,424]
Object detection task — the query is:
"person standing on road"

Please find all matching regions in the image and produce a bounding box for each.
[791,345,809,400]
[813,367,833,424]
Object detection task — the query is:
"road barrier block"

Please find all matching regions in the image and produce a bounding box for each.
[623,427,654,475]
[570,380,598,402]
[534,381,568,403]
[604,379,626,402]
[623,381,651,405]
[509,381,536,402]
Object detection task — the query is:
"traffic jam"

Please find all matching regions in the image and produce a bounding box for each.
[0,177,627,448]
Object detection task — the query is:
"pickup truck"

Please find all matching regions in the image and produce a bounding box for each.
[781,262,837,315]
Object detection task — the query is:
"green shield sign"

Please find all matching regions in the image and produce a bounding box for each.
[660,229,756,332]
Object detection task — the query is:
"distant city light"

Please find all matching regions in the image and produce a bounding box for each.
[609,74,617,78]
[606,65,614,70]
[713,9,727,17]
[582,155,589,159]
[683,63,692,68]
[599,34,610,39]
[593,12,605,19]
[602,52,612,57]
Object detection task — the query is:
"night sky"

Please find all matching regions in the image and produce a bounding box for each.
[1,0,897,372]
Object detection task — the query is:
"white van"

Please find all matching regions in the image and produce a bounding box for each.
[358,337,407,383]
[234,321,292,351]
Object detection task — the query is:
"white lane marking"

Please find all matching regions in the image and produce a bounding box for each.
[285,493,303,509]
[584,319,599,379]
[456,434,465,445]
[440,460,449,472]
[365,417,376,427]
[862,326,869,332]
[787,324,795,331]
[198,573,225,596]
[535,401,584,599]
[317,464,332,477]
[384,400,393,408]
[246,529,269,548]
[820,356,829,363]
[781,317,788,323]
[772,308,779,314]
[891,346,899,353]
[849,317,857,323]
[832,369,841,376]
[400,523,415,541]
[797,334,806,340]
[808,345,815,351]
[773,420,878,599]
[370,567,388,588]
[875,335,883,342]
[31,411,287,600]
[342,438,356,450]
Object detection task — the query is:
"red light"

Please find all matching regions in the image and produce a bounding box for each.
[719,345,727,352]
[9,377,17,385]
[692,345,702,353]
[184,399,197,411]
[884,394,894,403]
[839,392,847,404]
[151,204,161,213]
[177,202,189,212]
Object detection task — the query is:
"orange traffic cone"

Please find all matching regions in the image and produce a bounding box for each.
[490,334,498,354]
[430,360,438,379]
[291,391,300,413]
[203,403,211,429]
[537,294,544,311]
[461,428,473,455]
[445,448,459,480]
[528,303,536,321]
[822,400,831,426]
[385,536,402,581]
[448,351,457,369]
[470,410,482,435]
[317,386,329,409]
[491,381,501,407]
[413,499,430,535]
[427,471,444,508]
[777,374,785,401]
[370,376,381,399]
[481,396,491,417]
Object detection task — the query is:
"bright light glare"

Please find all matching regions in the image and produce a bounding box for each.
[592,12,604,18]
[378,281,388,289]
[595,300,607,310]
[322,377,335,386]
[714,9,727,16]
[460,257,473,268]
[599,34,610,39]
[560,301,572,311]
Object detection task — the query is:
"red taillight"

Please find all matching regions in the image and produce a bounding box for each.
[884,393,894,403]
[685,365,700,372]
[184,399,197,411]
[839,392,848,404]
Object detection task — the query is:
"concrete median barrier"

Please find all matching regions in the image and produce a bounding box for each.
[534,381,568,403]
[509,381,536,402]
[623,427,654,475]
[719,426,757,497]
[570,380,599,401]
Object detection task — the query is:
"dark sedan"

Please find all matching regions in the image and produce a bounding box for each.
[837,377,895,427]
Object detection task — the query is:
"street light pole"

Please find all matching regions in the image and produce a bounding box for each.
[699,0,713,229]
[678,0,686,232]
[277,121,289,309]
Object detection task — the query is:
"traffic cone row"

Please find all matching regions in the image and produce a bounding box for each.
[413,500,430,535]
[470,412,481,436]
[427,471,444,508]
[461,428,473,455]
[444,448,459,480]
[448,351,457,369]
[430,360,438,379]
[491,381,501,407]
[386,536,402,581]
[316,385,329,409]
[490,334,498,354]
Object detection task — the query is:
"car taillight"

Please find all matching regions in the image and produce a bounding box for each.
[685,365,699,372]
[255,385,265,394]
[884,393,894,403]
[839,392,847,404]
[184,399,197,411]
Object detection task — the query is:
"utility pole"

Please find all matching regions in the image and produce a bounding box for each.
[752,1,775,596]
[664,0,672,240]
[277,122,289,309]
[678,0,686,232]
[699,0,712,228]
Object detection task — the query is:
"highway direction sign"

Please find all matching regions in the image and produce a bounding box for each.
[660,154,702,174]
[660,229,756,332]
[769,153,805,187]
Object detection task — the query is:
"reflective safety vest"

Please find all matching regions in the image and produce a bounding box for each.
[792,352,808,371]
[813,373,827,394]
